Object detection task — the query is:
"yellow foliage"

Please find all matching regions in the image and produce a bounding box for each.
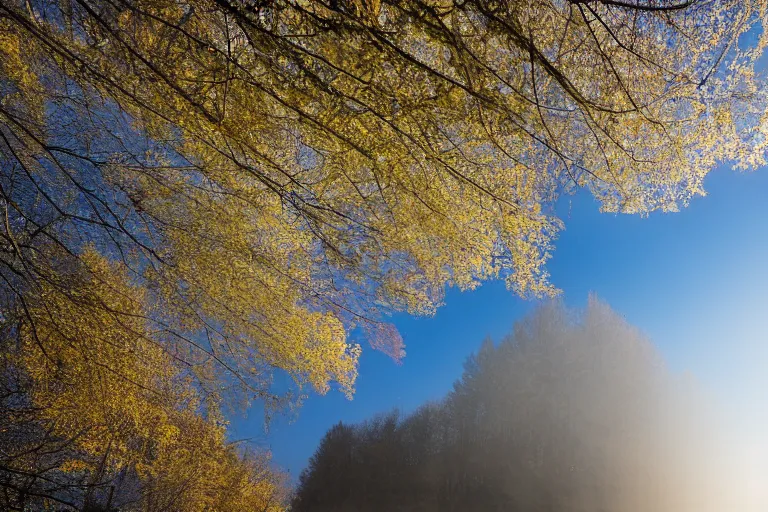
[8,247,288,510]
[1,0,768,506]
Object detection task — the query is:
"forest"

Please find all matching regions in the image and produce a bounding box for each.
[292,301,727,512]
[1,0,767,509]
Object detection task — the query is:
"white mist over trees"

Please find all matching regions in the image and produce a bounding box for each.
[293,299,729,512]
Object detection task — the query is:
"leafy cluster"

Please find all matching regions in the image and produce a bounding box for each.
[1,249,289,510]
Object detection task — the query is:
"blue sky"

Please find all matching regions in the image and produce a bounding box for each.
[231,166,768,482]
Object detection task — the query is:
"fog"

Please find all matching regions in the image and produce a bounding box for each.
[293,298,766,512]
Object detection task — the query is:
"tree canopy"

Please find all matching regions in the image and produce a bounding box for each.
[2,0,768,395]
[1,0,766,508]
[1,248,290,510]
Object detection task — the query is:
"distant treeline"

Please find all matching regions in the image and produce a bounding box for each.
[293,300,725,512]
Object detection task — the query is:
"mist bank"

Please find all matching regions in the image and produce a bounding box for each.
[293,299,753,512]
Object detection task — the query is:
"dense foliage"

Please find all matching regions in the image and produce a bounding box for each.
[0,249,290,510]
[293,300,726,512]
[2,0,765,508]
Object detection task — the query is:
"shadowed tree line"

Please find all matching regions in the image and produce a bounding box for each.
[294,300,727,512]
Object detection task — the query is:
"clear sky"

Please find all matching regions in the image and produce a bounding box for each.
[230,165,768,485]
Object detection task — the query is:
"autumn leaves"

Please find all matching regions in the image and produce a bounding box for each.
[1,0,767,509]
